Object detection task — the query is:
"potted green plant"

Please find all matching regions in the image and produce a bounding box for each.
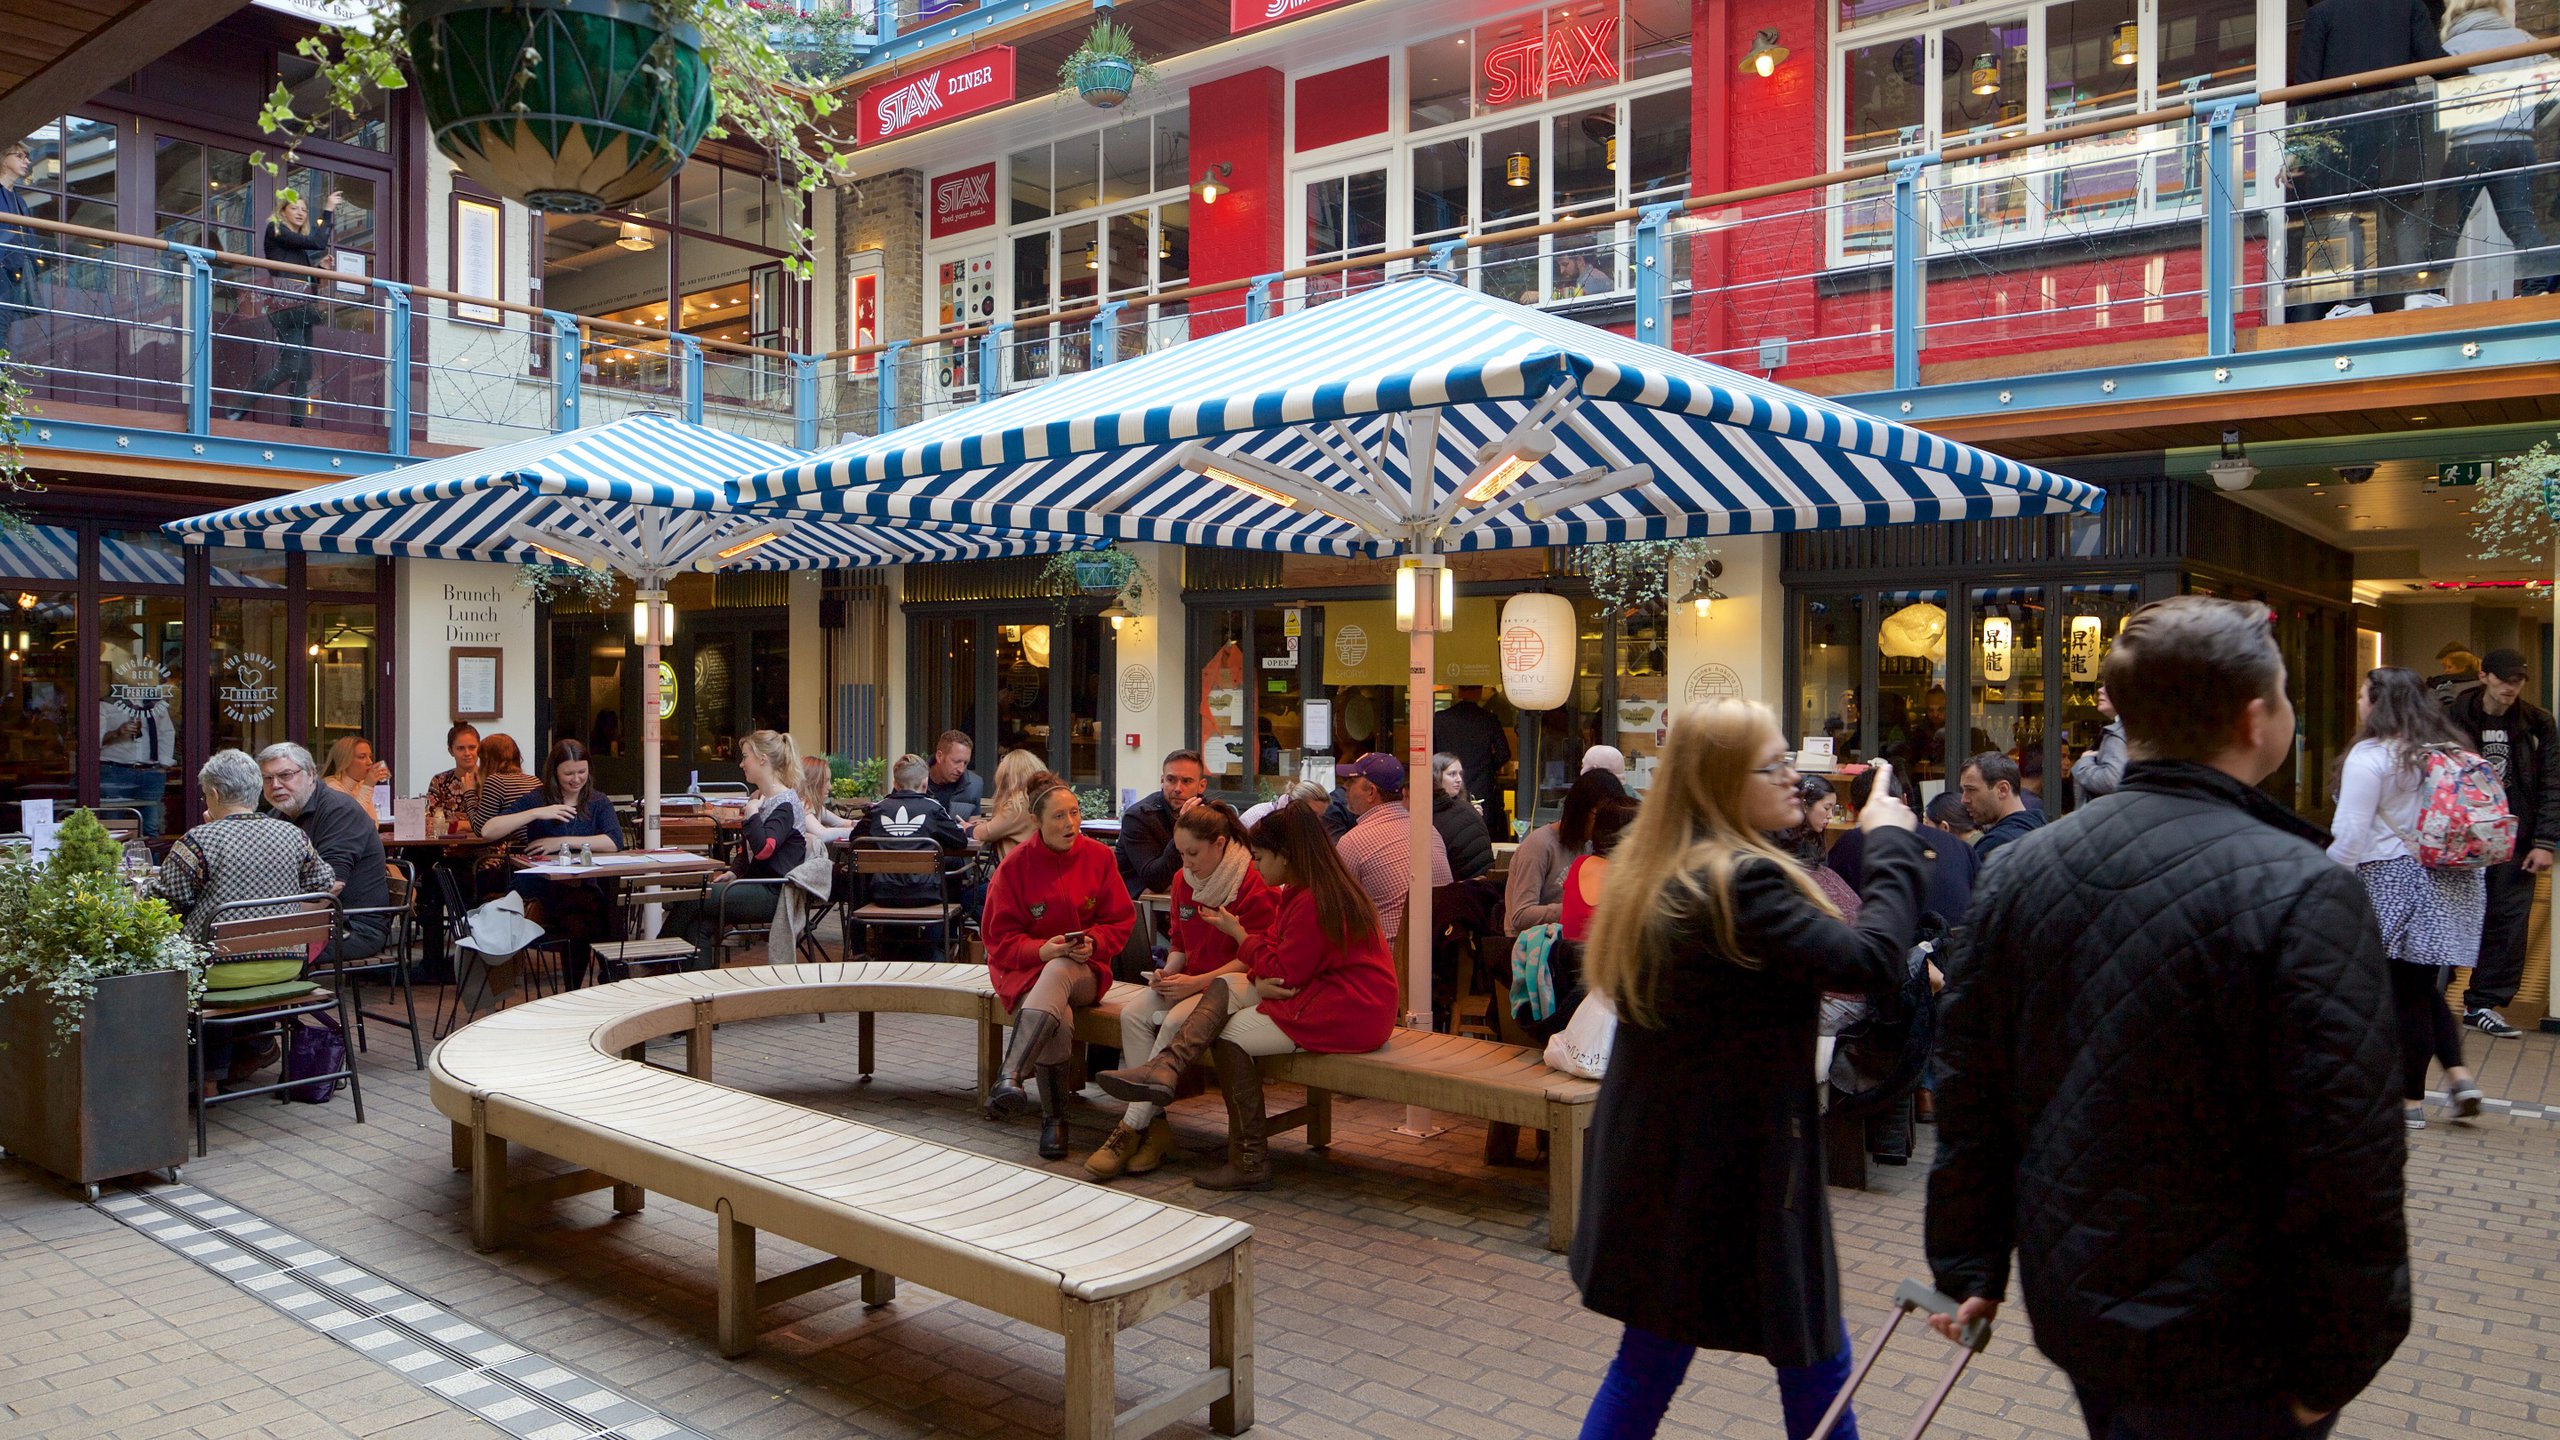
[258,0,852,269]
[0,812,205,1198]
[1057,17,1156,110]
[1037,546,1149,624]
[1580,538,1725,616]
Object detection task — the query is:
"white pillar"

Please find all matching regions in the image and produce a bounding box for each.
[1406,622,1435,1030]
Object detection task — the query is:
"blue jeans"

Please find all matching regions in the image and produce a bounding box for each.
[1581,1323,1859,1440]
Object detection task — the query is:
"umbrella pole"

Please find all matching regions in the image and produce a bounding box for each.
[1399,617,1447,1139]
[639,589,665,850]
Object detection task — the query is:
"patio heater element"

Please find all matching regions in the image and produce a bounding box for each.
[1461,432,1555,504]
[1187,455,1299,509]
[710,523,789,563]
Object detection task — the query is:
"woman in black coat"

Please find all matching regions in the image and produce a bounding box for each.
[229,186,339,425]
[1573,700,1923,1440]
[1429,752,1495,881]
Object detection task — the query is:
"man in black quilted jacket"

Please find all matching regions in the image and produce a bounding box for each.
[1926,596,2407,1439]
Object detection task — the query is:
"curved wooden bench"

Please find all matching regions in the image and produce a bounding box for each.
[429,962,1252,1440]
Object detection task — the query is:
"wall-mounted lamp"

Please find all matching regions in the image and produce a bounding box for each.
[632,589,676,647]
[1504,151,1532,188]
[1099,598,1133,633]
[1681,558,1727,620]
[615,221,655,252]
[2110,20,2139,67]
[1969,52,2002,96]
[1196,161,1233,204]
[1741,28,1790,78]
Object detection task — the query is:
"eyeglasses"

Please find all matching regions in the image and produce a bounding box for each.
[1752,760,1800,785]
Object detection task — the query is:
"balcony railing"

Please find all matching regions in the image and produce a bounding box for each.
[6,39,2558,474]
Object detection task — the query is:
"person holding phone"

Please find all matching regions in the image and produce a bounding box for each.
[1092,802,1398,1191]
[1085,801,1278,1180]
[484,739,623,988]
[981,774,1135,1159]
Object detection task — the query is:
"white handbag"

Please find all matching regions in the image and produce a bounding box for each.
[1542,990,1617,1079]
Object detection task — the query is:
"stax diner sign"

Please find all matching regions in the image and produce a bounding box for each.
[1482,14,1620,108]
[856,48,1016,145]
[1230,0,1356,34]
[929,162,997,237]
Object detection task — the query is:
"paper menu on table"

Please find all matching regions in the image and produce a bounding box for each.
[373,783,394,818]
[393,796,426,841]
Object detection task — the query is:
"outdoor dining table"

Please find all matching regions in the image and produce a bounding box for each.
[512,848,725,882]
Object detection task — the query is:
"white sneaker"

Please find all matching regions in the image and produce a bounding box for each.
[2325,301,2376,319]
[2404,291,2451,309]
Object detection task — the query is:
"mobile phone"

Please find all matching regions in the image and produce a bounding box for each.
[1057,930,1088,946]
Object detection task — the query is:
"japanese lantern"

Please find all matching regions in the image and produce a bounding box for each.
[1499,592,1577,711]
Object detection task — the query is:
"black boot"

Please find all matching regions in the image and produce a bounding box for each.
[1036,1063,1071,1160]
[985,1009,1057,1119]
[1193,1041,1273,1191]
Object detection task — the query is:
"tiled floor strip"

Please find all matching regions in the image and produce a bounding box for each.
[2425,1090,2559,1121]
[93,1182,714,1440]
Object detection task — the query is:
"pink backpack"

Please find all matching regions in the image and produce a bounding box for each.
[2401,745,2516,869]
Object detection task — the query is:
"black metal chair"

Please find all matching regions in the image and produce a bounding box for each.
[191,892,360,1156]
[337,857,424,1069]
[432,864,566,1038]
[593,873,709,981]
[845,838,964,961]
[707,874,793,968]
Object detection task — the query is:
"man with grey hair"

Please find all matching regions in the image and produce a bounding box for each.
[258,741,388,958]
[852,752,967,945]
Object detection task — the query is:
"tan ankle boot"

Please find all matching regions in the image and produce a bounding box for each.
[1127,1115,1175,1175]
[1084,1122,1144,1180]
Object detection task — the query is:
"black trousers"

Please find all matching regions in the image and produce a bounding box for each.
[2464,855,2537,1012]
[2391,962,2467,1101]
[2075,1386,2339,1440]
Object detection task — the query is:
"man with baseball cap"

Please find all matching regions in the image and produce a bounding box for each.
[1333,751,1452,947]
[2447,647,2559,1037]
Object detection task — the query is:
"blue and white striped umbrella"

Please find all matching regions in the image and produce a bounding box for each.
[164,412,1071,570]
[736,275,2105,555]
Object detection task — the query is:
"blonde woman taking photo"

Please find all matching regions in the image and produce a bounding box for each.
[1571,700,1926,1440]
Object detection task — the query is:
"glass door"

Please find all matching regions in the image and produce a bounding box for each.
[1294,159,1390,307]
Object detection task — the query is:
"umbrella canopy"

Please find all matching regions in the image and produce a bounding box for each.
[165,412,1065,572]
[735,275,2104,550]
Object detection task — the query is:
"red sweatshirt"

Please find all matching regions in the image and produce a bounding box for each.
[981,834,1133,1010]
[1166,862,1279,975]
[1237,885,1398,1054]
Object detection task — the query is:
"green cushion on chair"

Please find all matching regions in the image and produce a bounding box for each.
[206,959,305,990]
[199,980,320,1008]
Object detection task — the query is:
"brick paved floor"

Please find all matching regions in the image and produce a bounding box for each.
[4,990,2554,1440]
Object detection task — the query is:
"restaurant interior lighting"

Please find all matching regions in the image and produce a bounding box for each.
[1196,161,1233,204]
[14,592,32,609]
[2110,21,2139,66]
[1741,28,1790,77]
[1969,52,2001,96]
[615,221,654,252]
[1084,241,1097,271]
[1504,151,1532,188]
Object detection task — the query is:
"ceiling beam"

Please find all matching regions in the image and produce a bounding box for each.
[0,0,241,140]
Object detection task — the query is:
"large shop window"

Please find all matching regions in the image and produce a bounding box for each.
[1398,2,1689,308]
[1000,110,1190,388]
[1833,0,2279,258]
[20,115,118,258]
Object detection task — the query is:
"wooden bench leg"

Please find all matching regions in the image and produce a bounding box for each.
[467,1128,508,1252]
[687,1021,713,1080]
[861,1266,897,1306]
[1824,1102,1867,1191]
[978,1019,1001,1106]
[1209,1244,1254,1436]
[1545,1101,1585,1255]
[716,1200,757,1359]
[857,1010,876,1082]
[1061,1297,1119,1440]
[1306,1088,1333,1150]
[450,1119,473,1173]
[612,1183,646,1215]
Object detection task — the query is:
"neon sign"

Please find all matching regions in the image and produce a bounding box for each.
[1480,14,1619,108]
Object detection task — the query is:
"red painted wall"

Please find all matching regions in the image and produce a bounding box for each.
[1295,58,1390,153]
[1189,68,1290,336]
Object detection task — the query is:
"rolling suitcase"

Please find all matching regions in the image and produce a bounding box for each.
[1809,1280,1995,1440]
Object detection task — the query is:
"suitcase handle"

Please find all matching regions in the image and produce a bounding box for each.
[1893,1279,1993,1353]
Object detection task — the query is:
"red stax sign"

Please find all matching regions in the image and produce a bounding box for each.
[1481,15,1620,108]
[1230,0,1356,35]
[929,162,996,237]
[855,47,1016,145]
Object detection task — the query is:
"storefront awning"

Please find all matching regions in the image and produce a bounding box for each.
[737,275,2107,557]
[163,412,1070,570]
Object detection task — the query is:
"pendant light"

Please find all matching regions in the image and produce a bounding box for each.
[1969,52,2002,97]
[1083,241,1097,270]
[2110,20,2139,67]
[1504,150,1532,188]
[615,220,654,252]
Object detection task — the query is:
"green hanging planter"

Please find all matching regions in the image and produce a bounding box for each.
[1075,54,1136,109]
[407,0,717,215]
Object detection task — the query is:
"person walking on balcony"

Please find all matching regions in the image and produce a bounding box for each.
[228,187,340,426]
[2293,0,2447,317]
[0,139,43,350]
[2421,0,2556,301]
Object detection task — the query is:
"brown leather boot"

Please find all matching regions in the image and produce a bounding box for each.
[1192,1041,1273,1192]
[1127,1115,1175,1174]
[1084,1115,1175,1180]
[1035,1063,1071,1161]
[1096,981,1231,1107]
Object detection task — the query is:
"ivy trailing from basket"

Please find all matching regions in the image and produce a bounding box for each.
[515,560,623,607]
[1036,546,1150,621]
[0,350,45,537]
[0,832,205,1056]
[2469,442,2560,566]
[1581,539,1724,616]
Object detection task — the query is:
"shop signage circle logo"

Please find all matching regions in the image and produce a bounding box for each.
[1499,623,1546,673]
[657,660,678,720]
[1335,623,1369,667]
[220,651,278,723]
[1683,664,1744,705]
[1120,664,1155,714]
[110,655,170,711]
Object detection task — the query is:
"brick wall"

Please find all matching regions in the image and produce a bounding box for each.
[832,169,925,432]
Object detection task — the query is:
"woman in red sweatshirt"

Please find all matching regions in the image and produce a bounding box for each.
[1095,801,1396,1190]
[980,774,1134,1159]
[1085,801,1279,1181]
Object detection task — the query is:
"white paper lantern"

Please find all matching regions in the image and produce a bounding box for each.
[1499,592,1577,711]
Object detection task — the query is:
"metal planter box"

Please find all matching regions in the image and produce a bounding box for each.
[0,969,189,1196]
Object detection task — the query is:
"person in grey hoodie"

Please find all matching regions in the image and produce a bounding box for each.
[2427,0,2553,299]
[2071,686,2128,801]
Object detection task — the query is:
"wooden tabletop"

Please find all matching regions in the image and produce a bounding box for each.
[512,849,722,880]
[383,832,499,850]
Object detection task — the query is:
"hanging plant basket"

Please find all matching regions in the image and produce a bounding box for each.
[1075,54,1137,108]
[1057,18,1156,111]
[407,0,718,215]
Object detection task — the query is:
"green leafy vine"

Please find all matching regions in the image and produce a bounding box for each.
[1581,539,1724,615]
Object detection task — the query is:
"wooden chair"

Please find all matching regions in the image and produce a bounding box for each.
[594,874,710,980]
[337,858,424,1069]
[658,815,719,854]
[846,839,961,960]
[192,893,361,1156]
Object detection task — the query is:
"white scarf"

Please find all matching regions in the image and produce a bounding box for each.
[1186,838,1254,911]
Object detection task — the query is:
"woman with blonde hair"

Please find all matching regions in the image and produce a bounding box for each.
[669,729,808,970]
[972,747,1049,861]
[320,735,387,820]
[1571,700,1926,1440]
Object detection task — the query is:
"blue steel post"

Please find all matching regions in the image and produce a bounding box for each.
[679,336,705,423]
[2201,97,2255,359]
[383,282,413,456]
[548,311,582,432]
[877,339,908,433]
[1633,202,1683,348]
[1888,155,1935,391]
[1245,274,1278,324]
[978,322,1010,404]
[792,355,820,449]
[1089,300,1124,367]
[177,245,213,434]
[1428,238,1466,276]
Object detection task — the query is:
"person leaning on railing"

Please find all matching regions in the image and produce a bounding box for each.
[2426,0,2555,300]
[0,138,45,346]
[227,186,340,426]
